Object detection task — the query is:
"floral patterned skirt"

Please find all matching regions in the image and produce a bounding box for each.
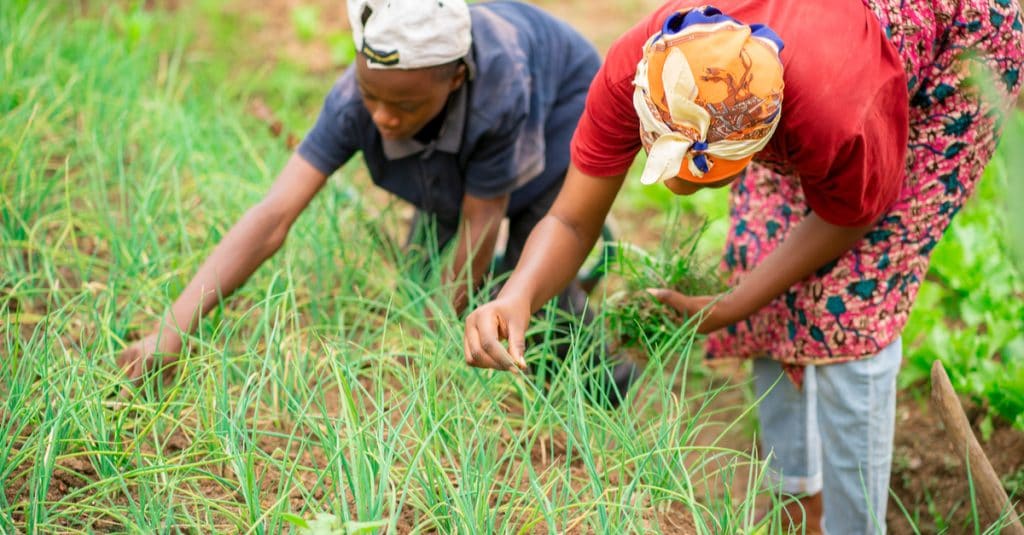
[705,0,1024,382]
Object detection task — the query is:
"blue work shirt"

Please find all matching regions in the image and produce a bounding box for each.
[297,1,601,228]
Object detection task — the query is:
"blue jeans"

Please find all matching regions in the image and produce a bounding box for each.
[754,338,902,535]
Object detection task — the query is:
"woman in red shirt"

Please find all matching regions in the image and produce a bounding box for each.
[465,0,1023,532]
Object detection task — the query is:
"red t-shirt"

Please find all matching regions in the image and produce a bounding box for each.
[570,0,909,226]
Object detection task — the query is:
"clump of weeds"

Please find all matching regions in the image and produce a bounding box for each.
[603,225,723,362]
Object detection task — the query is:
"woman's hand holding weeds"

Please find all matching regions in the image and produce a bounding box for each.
[646,290,736,334]
[649,214,875,335]
[464,164,625,372]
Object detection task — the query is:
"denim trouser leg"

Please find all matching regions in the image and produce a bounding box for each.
[754,358,823,495]
[754,338,902,535]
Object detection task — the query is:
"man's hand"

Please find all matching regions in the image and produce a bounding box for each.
[113,153,328,397]
[117,331,183,395]
[463,296,530,372]
[646,290,736,334]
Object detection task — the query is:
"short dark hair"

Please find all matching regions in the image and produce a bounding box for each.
[430,59,465,82]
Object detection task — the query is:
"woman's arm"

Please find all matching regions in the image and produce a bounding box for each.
[652,212,873,332]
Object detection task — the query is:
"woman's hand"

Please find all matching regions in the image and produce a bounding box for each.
[463,164,626,372]
[463,295,531,372]
[649,214,876,336]
[646,289,737,334]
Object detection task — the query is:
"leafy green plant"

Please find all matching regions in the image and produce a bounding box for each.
[900,127,1024,430]
[1002,467,1024,498]
[900,63,1024,431]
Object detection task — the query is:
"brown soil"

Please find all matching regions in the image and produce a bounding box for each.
[224,0,349,74]
[533,0,663,53]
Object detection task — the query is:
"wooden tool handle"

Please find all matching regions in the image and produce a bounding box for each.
[930,360,1024,535]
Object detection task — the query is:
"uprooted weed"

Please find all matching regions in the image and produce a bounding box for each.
[603,223,724,362]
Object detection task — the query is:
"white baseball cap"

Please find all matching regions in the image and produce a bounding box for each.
[347,0,472,70]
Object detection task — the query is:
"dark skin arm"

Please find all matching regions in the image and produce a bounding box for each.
[464,163,873,371]
[445,192,510,315]
[464,164,625,371]
[117,153,328,385]
[650,212,873,333]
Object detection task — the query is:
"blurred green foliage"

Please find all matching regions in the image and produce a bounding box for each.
[291,5,319,42]
[898,112,1024,431]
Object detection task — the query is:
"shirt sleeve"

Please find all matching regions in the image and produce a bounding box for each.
[568,22,648,177]
[792,46,909,227]
[463,98,545,200]
[296,76,360,176]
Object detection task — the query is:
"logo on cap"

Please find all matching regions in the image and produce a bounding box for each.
[361,41,399,66]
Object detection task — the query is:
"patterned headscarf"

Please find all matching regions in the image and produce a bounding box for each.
[634,6,785,186]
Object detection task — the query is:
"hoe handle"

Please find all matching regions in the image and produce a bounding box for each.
[930,360,1024,535]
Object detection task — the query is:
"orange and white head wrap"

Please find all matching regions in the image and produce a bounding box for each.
[634,6,785,186]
